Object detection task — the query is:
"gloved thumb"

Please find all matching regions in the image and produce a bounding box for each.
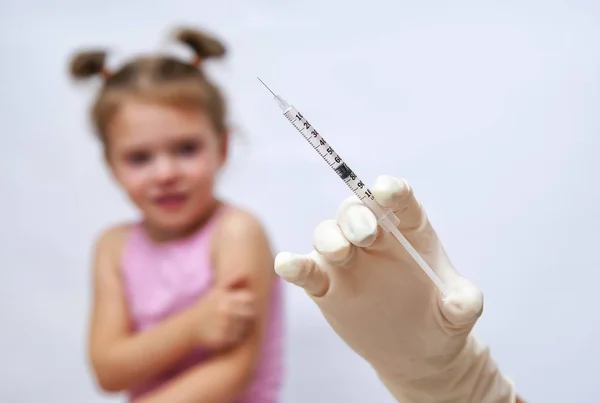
[438,277,484,329]
[274,252,330,297]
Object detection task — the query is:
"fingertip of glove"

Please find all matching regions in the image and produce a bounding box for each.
[372,175,411,207]
[440,279,484,327]
[340,204,379,248]
[274,251,330,297]
[313,219,355,261]
[274,251,304,281]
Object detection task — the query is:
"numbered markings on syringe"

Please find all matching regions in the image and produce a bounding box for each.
[289,112,341,167]
[285,108,375,202]
[335,163,353,180]
[345,172,375,201]
[304,128,342,168]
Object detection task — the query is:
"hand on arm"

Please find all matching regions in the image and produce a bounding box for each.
[134,209,277,403]
[88,226,204,393]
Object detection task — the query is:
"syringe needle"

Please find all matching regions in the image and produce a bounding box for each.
[257,77,276,97]
[258,78,291,112]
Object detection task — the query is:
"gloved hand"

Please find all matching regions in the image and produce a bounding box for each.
[274,175,516,403]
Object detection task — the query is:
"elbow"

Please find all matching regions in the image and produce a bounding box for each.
[92,365,128,393]
[98,377,126,394]
[89,354,129,393]
[96,377,124,394]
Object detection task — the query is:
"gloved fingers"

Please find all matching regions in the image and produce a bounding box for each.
[274,251,330,297]
[438,277,484,329]
[334,197,380,248]
[371,175,426,231]
[312,219,357,263]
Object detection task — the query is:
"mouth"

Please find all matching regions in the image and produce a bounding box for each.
[154,191,189,211]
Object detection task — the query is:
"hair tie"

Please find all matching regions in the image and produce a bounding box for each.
[101,67,112,79]
[192,55,202,68]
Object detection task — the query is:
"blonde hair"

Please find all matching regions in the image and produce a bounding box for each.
[68,27,228,146]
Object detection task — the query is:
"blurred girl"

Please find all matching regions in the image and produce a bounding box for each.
[69,27,284,403]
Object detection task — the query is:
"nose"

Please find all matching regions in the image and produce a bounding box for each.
[154,155,179,185]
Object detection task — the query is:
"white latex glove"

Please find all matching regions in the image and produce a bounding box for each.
[274,175,516,403]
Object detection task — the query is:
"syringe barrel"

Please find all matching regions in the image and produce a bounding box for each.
[282,105,383,208]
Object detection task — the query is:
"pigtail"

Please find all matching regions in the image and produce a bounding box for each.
[69,50,110,80]
[174,27,227,66]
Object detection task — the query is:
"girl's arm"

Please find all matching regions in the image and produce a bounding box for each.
[87,225,199,393]
[134,209,278,403]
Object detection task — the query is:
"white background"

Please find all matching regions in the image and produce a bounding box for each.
[1,1,599,402]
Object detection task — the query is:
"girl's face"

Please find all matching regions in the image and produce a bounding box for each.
[105,99,227,239]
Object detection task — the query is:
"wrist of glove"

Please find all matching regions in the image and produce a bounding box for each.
[377,334,516,403]
[274,175,516,403]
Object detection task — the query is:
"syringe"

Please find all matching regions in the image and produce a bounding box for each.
[259,78,448,297]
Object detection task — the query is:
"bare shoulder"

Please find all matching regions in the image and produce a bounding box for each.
[92,222,135,275]
[212,206,274,281]
[214,206,271,247]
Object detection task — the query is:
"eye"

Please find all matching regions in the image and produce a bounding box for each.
[126,151,151,165]
[176,140,201,157]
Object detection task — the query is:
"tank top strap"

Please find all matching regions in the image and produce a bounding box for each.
[193,202,229,243]
[122,221,150,257]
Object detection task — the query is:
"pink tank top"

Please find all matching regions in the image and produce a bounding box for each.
[120,207,284,402]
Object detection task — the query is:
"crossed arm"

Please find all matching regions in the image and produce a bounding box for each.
[133,210,276,403]
[88,225,201,392]
[87,211,276,403]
